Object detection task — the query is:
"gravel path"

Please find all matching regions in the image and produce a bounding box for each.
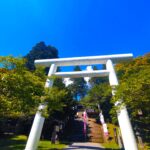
[64,142,104,150]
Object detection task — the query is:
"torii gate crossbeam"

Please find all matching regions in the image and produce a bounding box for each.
[25,53,138,150]
[34,53,133,66]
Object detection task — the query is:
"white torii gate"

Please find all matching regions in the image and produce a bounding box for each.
[25,54,138,150]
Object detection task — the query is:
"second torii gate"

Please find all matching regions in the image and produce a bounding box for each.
[25,53,138,150]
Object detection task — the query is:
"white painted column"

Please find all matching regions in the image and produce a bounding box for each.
[25,105,46,150]
[45,64,57,88]
[25,64,57,150]
[106,59,138,150]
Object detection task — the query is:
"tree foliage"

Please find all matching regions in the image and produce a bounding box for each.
[113,53,150,124]
[89,65,108,86]
[25,42,58,70]
[0,56,45,117]
[68,66,87,100]
[0,56,74,119]
[80,83,112,120]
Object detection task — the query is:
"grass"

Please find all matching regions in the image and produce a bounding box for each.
[138,143,150,150]
[102,143,120,149]
[38,141,67,150]
[0,135,67,150]
[101,123,121,149]
[145,144,150,150]
[102,124,150,150]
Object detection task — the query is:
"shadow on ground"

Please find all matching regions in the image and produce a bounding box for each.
[62,117,87,142]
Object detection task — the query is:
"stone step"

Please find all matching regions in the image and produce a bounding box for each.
[87,117,104,143]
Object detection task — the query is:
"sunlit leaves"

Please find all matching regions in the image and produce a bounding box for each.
[0,56,75,119]
[114,54,150,124]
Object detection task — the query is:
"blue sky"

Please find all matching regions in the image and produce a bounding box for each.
[0,0,150,58]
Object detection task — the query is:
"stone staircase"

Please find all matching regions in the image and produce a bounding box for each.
[87,118,104,143]
[63,116,85,142]
[62,112,104,143]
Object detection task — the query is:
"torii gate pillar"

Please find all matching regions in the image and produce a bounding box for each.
[106,59,138,150]
[25,64,57,150]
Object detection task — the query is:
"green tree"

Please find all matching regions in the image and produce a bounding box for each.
[68,66,87,100]
[113,54,150,124]
[0,56,45,117]
[0,56,76,137]
[111,54,150,142]
[80,83,112,121]
[89,65,108,86]
[25,41,58,70]
[0,56,75,118]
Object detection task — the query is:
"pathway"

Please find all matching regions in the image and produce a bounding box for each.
[64,142,104,150]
